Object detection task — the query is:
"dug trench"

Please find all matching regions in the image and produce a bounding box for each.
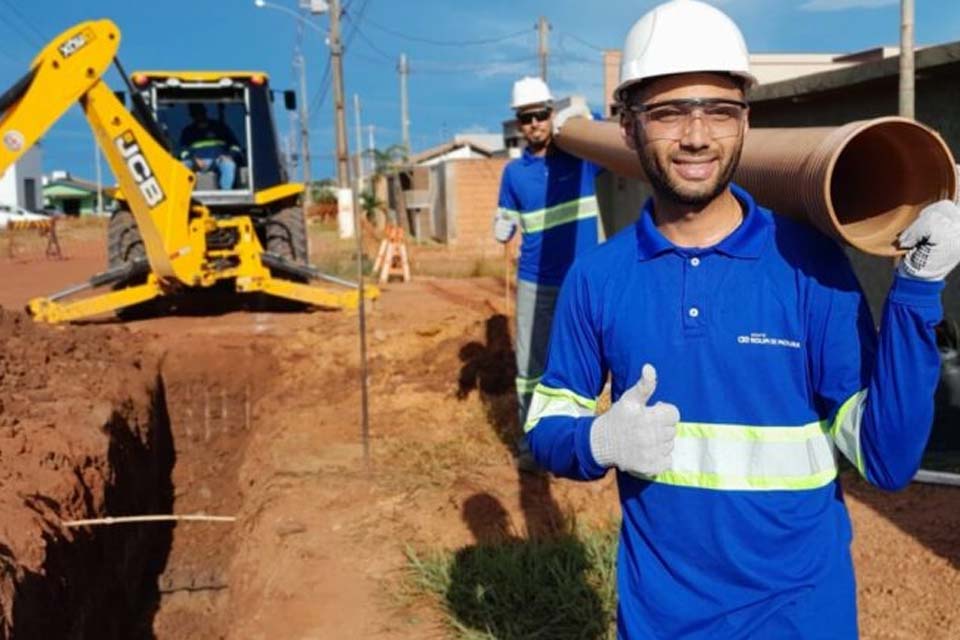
[0,308,272,639]
[0,307,171,638]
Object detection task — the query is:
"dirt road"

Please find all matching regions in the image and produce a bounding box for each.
[0,236,958,638]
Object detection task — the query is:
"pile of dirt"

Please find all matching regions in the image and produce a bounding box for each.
[0,307,170,638]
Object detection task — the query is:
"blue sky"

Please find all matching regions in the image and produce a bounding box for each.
[1,0,959,183]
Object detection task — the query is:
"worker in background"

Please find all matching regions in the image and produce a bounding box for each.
[493,76,601,472]
[525,0,960,637]
[178,102,242,190]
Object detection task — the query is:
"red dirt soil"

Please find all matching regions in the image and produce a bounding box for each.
[0,305,167,637]
[0,238,958,639]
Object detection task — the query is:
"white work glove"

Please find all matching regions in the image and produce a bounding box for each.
[589,364,679,476]
[897,200,960,281]
[552,102,593,137]
[493,210,517,243]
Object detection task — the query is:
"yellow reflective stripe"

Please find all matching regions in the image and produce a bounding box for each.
[642,468,838,491]
[533,385,597,409]
[524,384,597,433]
[636,419,838,491]
[678,420,828,443]
[518,196,598,234]
[498,207,520,222]
[830,390,868,476]
[515,376,542,394]
[190,139,227,149]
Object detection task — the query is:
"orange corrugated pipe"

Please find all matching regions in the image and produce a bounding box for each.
[556,117,957,256]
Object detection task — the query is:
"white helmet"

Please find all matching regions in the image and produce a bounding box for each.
[615,0,756,103]
[511,76,553,110]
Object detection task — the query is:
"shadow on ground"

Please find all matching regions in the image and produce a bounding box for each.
[439,492,613,640]
[449,315,615,638]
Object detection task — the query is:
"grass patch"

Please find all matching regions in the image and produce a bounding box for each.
[404,520,619,639]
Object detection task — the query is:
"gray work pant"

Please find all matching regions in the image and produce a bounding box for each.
[515,279,561,454]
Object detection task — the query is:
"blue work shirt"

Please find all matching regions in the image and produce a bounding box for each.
[525,184,943,639]
[497,145,601,286]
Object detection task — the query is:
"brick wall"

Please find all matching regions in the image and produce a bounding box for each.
[444,157,509,255]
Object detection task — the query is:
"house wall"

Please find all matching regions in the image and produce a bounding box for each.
[0,147,43,210]
[442,158,508,254]
[418,145,483,168]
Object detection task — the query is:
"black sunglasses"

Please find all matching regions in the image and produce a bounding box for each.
[517,109,552,125]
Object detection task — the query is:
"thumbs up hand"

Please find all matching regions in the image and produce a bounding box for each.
[589,364,679,476]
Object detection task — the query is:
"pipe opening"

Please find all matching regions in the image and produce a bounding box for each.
[830,121,957,255]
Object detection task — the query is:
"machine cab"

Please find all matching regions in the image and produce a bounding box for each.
[131,71,297,208]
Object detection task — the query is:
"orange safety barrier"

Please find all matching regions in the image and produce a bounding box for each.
[372,224,411,284]
[5,217,63,259]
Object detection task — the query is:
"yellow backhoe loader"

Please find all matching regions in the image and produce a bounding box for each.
[0,19,374,323]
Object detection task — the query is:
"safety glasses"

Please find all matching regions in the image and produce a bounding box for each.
[517,109,553,125]
[625,98,748,140]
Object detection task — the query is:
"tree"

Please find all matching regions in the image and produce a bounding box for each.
[369,143,408,179]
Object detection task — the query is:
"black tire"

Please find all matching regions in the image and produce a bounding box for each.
[106,209,158,319]
[107,209,146,270]
[264,206,309,265]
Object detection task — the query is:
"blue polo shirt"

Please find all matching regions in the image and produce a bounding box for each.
[525,184,943,639]
[497,146,601,286]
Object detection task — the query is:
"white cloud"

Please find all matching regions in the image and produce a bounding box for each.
[473,59,539,80]
[459,124,493,134]
[799,0,897,11]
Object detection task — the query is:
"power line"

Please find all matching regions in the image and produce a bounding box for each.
[363,16,530,47]
[0,0,45,47]
[558,31,607,53]
[348,22,394,62]
[345,14,537,76]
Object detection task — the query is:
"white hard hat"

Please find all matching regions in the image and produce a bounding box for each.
[615,0,756,103]
[511,76,553,110]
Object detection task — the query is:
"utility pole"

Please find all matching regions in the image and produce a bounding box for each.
[367,124,375,175]
[398,53,410,157]
[287,111,299,176]
[329,0,368,465]
[329,0,350,187]
[294,48,313,202]
[537,16,550,83]
[899,0,915,119]
[353,93,363,187]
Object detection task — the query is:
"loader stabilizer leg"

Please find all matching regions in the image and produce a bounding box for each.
[235,274,378,311]
[27,279,164,323]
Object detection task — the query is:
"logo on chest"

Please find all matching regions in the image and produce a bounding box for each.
[737,332,802,349]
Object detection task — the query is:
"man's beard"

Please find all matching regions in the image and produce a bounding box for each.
[526,133,550,153]
[634,131,742,207]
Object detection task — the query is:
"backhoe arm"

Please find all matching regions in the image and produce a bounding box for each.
[0,19,202,284]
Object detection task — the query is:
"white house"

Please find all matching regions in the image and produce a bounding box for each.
[0,146,43,212]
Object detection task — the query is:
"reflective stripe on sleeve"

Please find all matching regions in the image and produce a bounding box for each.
[518,196,599,234]
[635,420,839,491]
[524,384,597,433]
[498,207,520,222]
[830,389,868,476]
[515,375,542,395]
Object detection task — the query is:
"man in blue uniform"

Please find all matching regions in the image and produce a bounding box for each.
[525,0,960,637]
[493,76,601,472]
[179,102,242,190]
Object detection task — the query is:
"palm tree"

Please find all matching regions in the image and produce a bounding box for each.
[369,143,408,178]
[359,189,386,222]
